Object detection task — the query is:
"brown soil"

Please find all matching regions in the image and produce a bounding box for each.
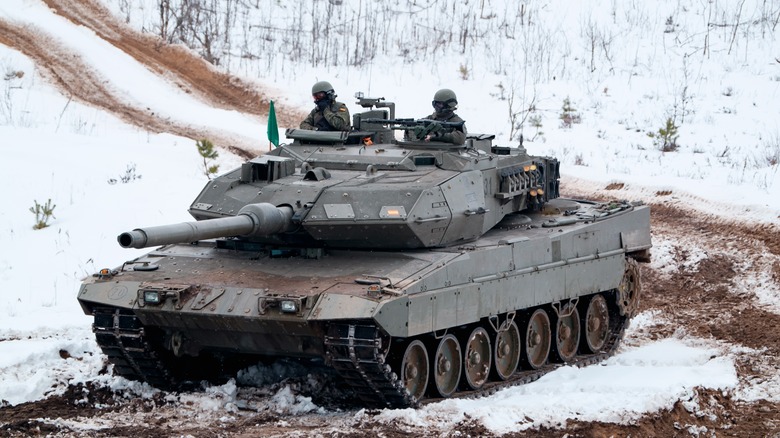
[0,0,305,159]
[1,1,780,436]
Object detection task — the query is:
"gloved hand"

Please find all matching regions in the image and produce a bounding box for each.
[412,125,427,140]
[413,122,443,141]
[315,116,331,131]
[428,122,444,137]
[316,98,331,111]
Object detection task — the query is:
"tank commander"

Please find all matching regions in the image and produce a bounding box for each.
[300,81,352,131]
[406,88,467,145]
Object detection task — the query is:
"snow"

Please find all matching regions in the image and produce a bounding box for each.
[0,0,261,148]
[377,337,737,433]
[1,0,779,434]
[380,339,737,433]
[0,327,104,405]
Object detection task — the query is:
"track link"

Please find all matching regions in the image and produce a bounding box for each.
[325,311,628,409]
[324,323,417,408]
[92,302,627,408]
[92,307,173,388]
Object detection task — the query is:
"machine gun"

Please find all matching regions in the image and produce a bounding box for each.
[362,118,464,140]
[354,92,396,119]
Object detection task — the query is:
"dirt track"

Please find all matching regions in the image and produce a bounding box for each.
[1,194,778,437]
[1,0,780,436]
[0,0,305,159]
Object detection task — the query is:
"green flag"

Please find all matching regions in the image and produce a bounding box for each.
[267,100,279,148]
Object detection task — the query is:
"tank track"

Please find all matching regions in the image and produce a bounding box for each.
[451,312,628,405]
[92,307,174,388]
[324,323,417,408]
[92,303,627,409]
[325,308,628,409]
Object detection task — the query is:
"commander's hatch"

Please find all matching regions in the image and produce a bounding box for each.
[240,155,295,183]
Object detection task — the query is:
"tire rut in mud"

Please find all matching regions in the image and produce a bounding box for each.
[3,196,778,437]
[1,0,307,158]
[40,0,304,128]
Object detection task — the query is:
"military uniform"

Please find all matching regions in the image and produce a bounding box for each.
[404,88,467,145]
[423,111,467,145]
[300,101,351,131]
[404,111,467,145]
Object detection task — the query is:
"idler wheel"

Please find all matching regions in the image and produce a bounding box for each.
[553,304,581,363]
[523,309,551,369]
[400,340,429,401]
[617,257,642,317]
[582,294,609,353]
[432,334,462,397]
[492,320,521,380]
[462,327,491,390]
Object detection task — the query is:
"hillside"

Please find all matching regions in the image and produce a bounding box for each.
[1,0,779,436]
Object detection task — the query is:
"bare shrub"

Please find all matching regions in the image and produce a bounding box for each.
[559,97,581,129]
[107,163,143,185]
[1,60,26,126]
[762,132,780,167]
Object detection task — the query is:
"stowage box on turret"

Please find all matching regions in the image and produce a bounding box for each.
[78,94,651,407]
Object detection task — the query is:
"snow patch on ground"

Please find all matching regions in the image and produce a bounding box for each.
[373,337,737,434]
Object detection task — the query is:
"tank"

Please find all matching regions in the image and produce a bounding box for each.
[77,94,651,408]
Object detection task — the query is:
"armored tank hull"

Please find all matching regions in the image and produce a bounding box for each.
[77,95,651,407]
[78,198,649,407]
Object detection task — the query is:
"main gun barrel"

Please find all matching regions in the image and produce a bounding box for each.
[118,203,293,249]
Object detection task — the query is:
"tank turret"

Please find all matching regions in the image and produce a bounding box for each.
[79,93,650,409]
[122,96,560,250]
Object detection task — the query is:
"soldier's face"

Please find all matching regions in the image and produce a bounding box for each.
[313,92,327,102]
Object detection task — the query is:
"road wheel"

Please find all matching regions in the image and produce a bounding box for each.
[523,309,551,369]
[582,294,609,353]
[462,327,491,390]
[553,304,580,362]
[493,320,521,380]
[400,340,429,401]
[431,334,461,397]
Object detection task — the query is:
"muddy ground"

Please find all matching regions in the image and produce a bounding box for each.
[1,195,778,437]
[1,0,779,436]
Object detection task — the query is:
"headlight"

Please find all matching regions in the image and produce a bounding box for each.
[143,290,161,304]
[280,300,297,313]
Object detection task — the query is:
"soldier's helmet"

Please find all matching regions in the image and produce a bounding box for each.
[432,88,458,113]
[312,81,336,102]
